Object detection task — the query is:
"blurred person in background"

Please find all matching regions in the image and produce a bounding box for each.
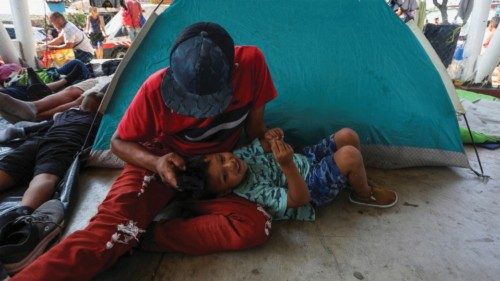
[85,7,107,47]
[46,12,94,63]
[120,0,143,42]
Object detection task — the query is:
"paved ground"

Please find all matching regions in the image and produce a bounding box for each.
[62,146,499,281]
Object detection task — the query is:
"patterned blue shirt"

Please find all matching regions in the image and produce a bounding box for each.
[233,139,316,221]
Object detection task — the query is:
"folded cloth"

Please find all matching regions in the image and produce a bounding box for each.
[0,64,22,85]
[0,125,25,143]
[479,143,500,150]
[81,75,113,97]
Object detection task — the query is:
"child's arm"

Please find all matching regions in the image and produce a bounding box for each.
[260,127,284,153]
[271,140,310,208]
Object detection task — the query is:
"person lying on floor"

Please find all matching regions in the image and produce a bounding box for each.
[0,74,112,123]
[0,93,102,275]
[0,60,91,101]
[0,93,102,227]
[179,128,398,221]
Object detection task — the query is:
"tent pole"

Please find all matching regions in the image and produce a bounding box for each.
[462,113,488,178]
[153,0,166,14]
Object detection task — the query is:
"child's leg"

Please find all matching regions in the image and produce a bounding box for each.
[334,146,397,206]
[333,128,360,150]
[21,173,60,209]
[333,145,371,198]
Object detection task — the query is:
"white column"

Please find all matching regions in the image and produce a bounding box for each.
[0,21,21,64]
[461,0,492,82]
[10,0,38,68]
[475,27,500,83]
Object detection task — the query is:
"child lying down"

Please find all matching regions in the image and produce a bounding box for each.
[176,127,397,221]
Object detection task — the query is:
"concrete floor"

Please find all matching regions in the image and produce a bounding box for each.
[62,146,500,281]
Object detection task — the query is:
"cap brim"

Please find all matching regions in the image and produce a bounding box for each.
[161,70,233,119]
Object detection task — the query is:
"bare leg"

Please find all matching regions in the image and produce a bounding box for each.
[0,170,16,191]
[36,96,84,120]
[333,128,360,150]
[46,79,69,93]
[21,173,60,209]
[333,145,371,198]
[334,146,397,206]
[33,86,84,113]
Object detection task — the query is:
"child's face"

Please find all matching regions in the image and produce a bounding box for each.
[205,152,247,195]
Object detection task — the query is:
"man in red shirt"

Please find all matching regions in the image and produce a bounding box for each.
[121,0,143,41]
[12,22,277,280]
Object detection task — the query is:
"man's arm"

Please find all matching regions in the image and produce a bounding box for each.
[245,106,267,141]
[46,33,65,47]
[271,140,310,208]
[111,131,185,187]
[49,41,75,50]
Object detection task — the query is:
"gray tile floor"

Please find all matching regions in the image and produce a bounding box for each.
[63,146,500,281]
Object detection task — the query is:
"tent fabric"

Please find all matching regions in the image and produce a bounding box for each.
[93,0,468,169]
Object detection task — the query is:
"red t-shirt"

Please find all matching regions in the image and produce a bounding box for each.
[117,46,278,157]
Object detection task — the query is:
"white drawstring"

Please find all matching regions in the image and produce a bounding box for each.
[106,220,145,250]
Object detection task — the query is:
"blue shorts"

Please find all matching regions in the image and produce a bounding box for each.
[302,137,348,207]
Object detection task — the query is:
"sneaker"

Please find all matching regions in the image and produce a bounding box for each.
[0,206,33,233]
[0,200,65,274]
[25,67,52,101]
[349,187,398,208]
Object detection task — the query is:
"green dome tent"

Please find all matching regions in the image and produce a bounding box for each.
[91,0,469,169]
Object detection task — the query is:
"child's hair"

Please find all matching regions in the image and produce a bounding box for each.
[177,157,216,199]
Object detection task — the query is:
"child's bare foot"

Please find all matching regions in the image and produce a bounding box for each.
[349,186,398,208]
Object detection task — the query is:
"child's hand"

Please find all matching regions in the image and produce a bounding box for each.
[271,140,294,167]
[265,128,284,142]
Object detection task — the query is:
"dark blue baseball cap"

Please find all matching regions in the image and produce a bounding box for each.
[161,22,235,118]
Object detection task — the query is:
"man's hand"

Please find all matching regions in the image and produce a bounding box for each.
[265,127,284,142]
[154,153,186,188]
[271,140,294,167]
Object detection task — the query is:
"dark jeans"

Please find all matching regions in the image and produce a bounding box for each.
[57,60,93,82]
[74,50,94,64]
[0,85,28,101]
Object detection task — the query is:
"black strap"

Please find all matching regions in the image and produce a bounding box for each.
[73,29,88,49]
